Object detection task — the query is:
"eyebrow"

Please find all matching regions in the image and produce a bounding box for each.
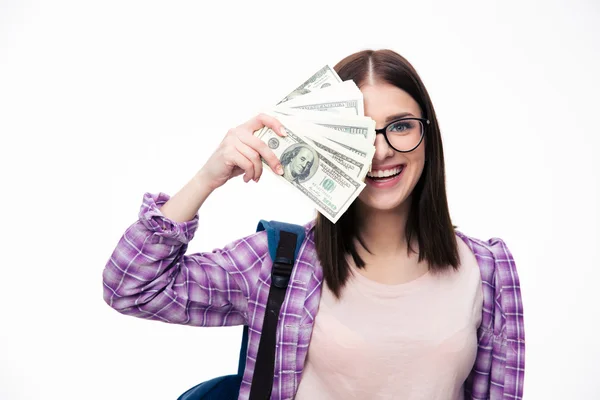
[384,112,415,123]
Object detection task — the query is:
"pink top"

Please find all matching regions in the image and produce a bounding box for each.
[295,237,484,400]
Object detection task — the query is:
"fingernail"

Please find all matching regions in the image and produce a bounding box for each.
[276,164,283,175]
[280,126,287,136]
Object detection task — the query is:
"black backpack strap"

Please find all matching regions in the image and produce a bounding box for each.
[248,228,299,400]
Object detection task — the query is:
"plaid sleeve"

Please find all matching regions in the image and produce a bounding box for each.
[462,236,525,400]
[102,192,270,327]
[493,238,525,399]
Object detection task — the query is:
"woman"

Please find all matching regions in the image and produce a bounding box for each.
[102,49,525,399]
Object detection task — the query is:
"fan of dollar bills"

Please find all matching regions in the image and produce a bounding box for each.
[254,65,376,223]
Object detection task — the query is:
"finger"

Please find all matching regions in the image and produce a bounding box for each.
[227,149,255,183]
[235,140,263,182]
[244,113,287,137]
[238,133,283,176]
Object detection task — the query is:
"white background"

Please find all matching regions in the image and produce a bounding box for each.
[1,0,599,399]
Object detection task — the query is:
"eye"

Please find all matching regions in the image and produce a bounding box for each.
[387,120,413,134]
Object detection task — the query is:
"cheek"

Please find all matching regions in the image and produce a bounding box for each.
[407,144,426,170]
[402,146,427,191]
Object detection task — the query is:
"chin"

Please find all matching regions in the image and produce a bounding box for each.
[357,191,411,213]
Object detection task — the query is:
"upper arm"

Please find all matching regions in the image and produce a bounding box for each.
[490,238,526,398]
[460,234,526,399]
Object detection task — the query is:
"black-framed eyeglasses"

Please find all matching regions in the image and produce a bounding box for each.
[374,117,430,153]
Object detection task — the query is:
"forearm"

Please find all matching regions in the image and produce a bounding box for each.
[102,218,245,326]
[102,191,270,327]
[159,170,214,223]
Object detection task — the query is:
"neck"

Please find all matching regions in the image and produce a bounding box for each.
[354,197,413,258]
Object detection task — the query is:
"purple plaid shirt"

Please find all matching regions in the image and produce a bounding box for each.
[103,192,525,399]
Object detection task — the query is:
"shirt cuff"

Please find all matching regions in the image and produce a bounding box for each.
[138,192,199,244]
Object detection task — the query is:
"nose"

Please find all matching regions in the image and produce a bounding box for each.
[372,133,394,162]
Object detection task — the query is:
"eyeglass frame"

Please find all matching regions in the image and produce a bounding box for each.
[374,117,430,153]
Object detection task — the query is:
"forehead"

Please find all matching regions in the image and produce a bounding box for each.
[361,82,422,122]
[298,147,313,157]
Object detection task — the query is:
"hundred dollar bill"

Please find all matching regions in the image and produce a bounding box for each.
[253,100,364,141]
[306,135,371,181]
[254,80,360,138]
[274,114,370,180]
[280,80,365,116]
[277,65,342,104]
[288,100,363,116]
[272,106,376,141]
[309,120,374,143]
[307,135,375,181]
[254,125,365,223]
[281,80,361,102]
[269,108,376,177]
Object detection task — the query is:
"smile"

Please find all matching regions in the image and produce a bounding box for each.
[367,165,404,179]
[365,164,405,188]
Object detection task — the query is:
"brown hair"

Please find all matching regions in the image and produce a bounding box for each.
[314,49,459,298]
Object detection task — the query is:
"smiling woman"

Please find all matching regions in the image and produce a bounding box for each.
[315,50,457,296]
[303,49,525,399]
[102,48,525,400]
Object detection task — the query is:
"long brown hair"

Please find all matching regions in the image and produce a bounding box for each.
[314,49,459,298]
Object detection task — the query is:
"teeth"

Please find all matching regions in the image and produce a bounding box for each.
[367,166,403,178]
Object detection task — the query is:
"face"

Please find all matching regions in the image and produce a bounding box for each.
[291,147,314,176]
[359,82,426,211]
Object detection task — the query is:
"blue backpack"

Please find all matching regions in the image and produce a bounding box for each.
[177,220,306,400]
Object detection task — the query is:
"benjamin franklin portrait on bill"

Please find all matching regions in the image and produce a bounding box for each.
[280,144,318,183]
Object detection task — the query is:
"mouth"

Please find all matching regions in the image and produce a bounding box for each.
[366,164,405,187]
